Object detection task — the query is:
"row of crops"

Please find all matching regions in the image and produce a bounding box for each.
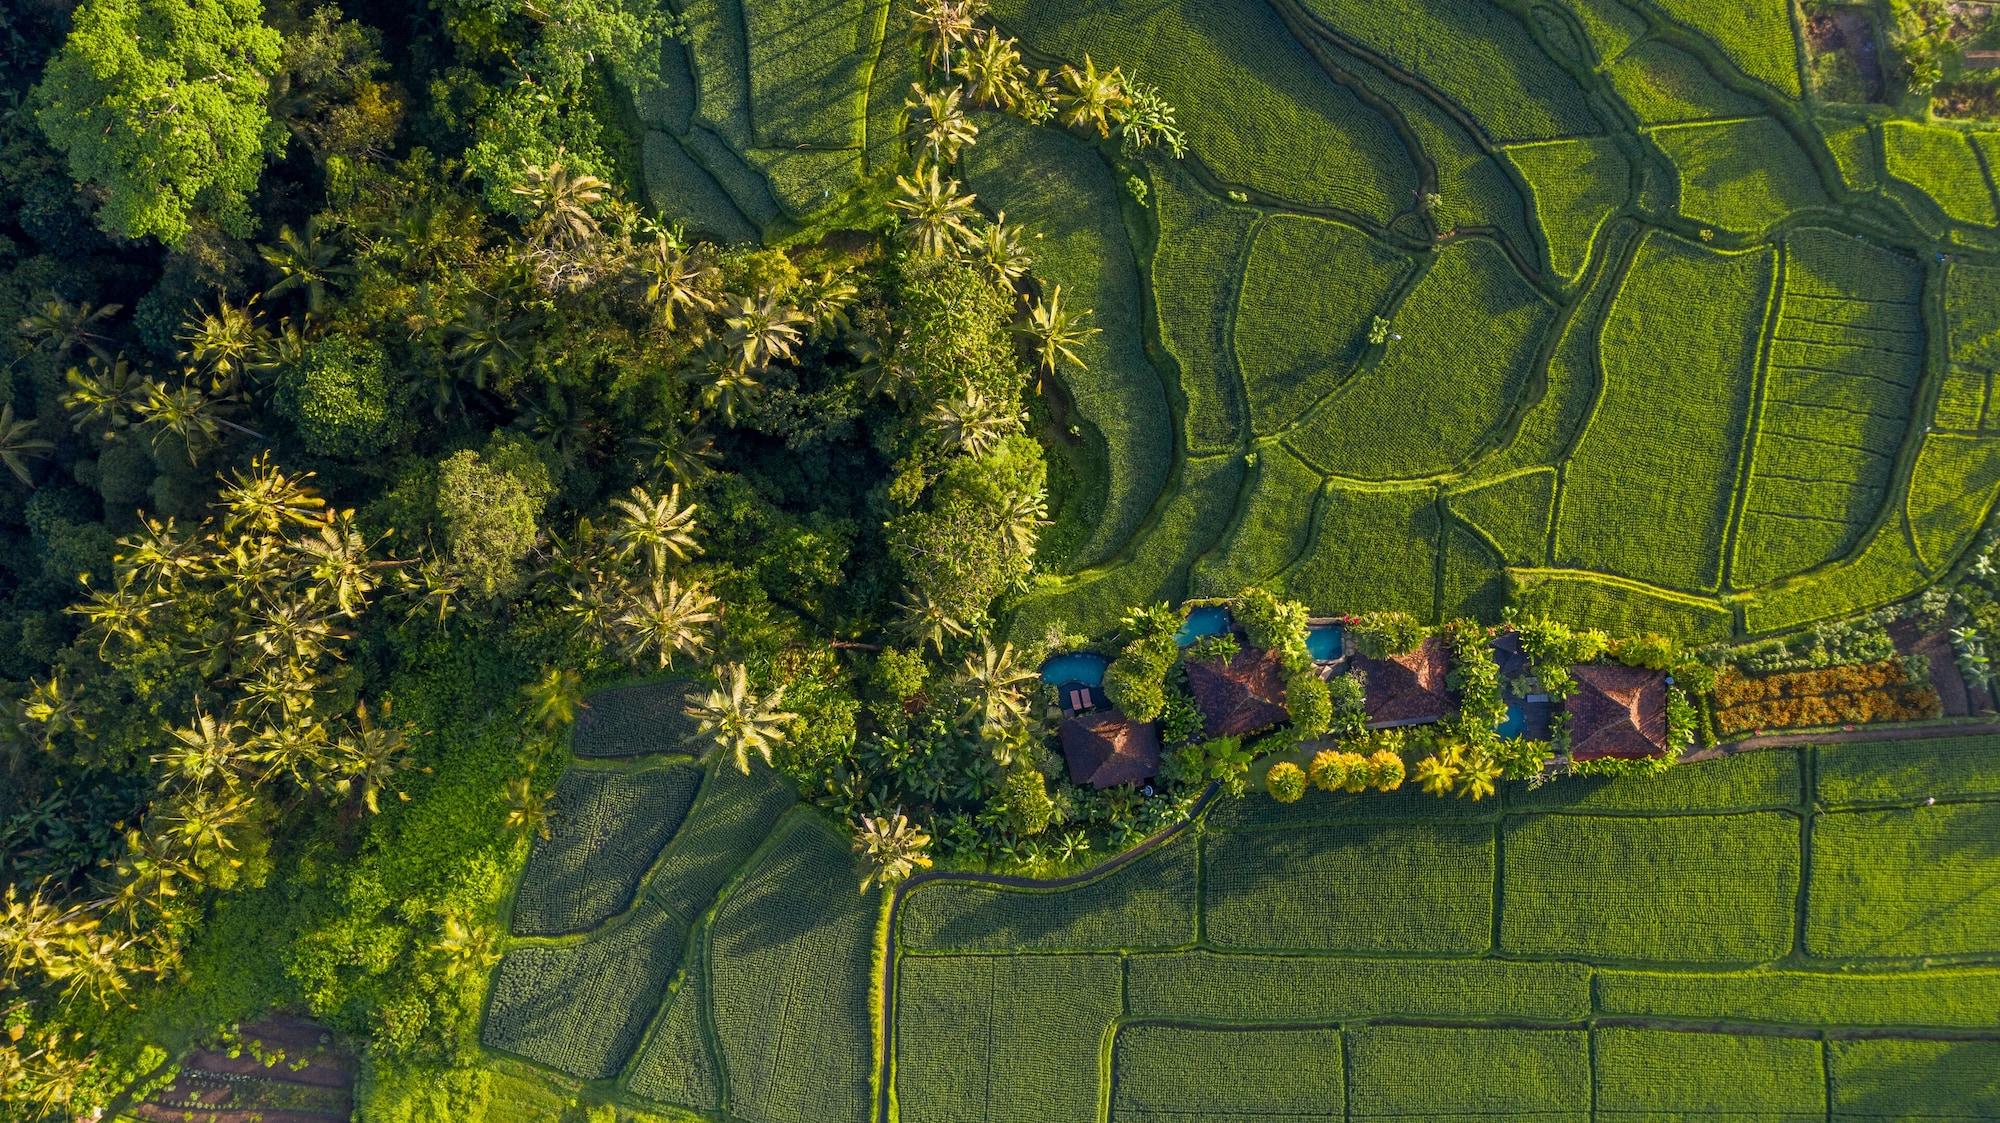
[885,735,2000,1120]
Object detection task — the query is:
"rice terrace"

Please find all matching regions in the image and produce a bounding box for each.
[7,0,2000,1118]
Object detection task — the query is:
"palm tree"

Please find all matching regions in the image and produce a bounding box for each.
[853,810,933,891]
[608,484,701,576]
[297,511,388,618]
[0,403,53,486]
[511,161,608,251]
[721,294,806,371]
[179,299,265,390]
[970,212,1032,287]
[17,298,121,363]
[438,913,501,980]
[18,674,83,749]
[332,701,409,814]
[502,775,553,841]
[523,667,587,729]
[631,424,720,488]
[684,663,798,774]
[446,298,531,395]
[1054,55,1127,138]
[135,381,222,462]
[906,82,979,164]
[895,588,972,655]
[1413,749,1459,798]
[1454,749,1502,801]
[697,359,765,426]
[958,641,1037,735]
[995,487,1047,560]
[1021,285,1100,377]
[69,576,157,654]
[615,579,721,669]
[259,222,352,314]
[802,270,860,339]
[927,380,1011,456]
[889,166,979,257]
[156,709,242,789]
[907,0,976,71]
[219,455,327,534]
[119,516,207,592]
[962,28,1028,108]
[61,357,150,441]
[640,236,719,333]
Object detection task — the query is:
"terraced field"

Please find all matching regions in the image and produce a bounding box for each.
[636,0,2000,642]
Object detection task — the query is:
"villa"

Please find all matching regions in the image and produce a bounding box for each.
[1058,710,1162,788]
[1565,663,1669,760]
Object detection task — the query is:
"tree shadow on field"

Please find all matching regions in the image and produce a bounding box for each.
[1828,1038,2000,1116]
[513,765,703,937]
[896,830,1196,951]
[483,909,686,1081]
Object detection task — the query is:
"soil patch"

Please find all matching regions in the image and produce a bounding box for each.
[129,1014,354,1123]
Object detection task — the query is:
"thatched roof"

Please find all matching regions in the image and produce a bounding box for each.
[1565,663,1668,761]
[1185,644,1290,738]
[1352,635,1452,728]
[1493,630,1531,683]
[1059,710,1161,788]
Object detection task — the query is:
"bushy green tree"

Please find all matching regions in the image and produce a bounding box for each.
[1103,631,1178,721]
[1264,760,1307,803]
[434,433,555,598]
[1347,610,1424,658]
[1285,669,1332,737]
[1234,586,1311,669]
[1001,765,1056,835]
[887,255,1021,406]
[34,0,284,244]
[275,336,407,457]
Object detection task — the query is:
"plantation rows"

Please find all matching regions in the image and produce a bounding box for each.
[885,735,2000,1121]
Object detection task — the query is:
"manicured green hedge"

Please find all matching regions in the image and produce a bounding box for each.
[1594,1027,1825,1119]
[483,900,685,1079]
[894,954,1121,1123]
[510,762,704,937]
[1203,820,1496,953]
[1287,238,1555,480]
[1501,812,1800,961]
[1234,215,1412,434]
[896,832,1199,951]
[1347,1026,1591,1120]
[1113,1024,1343,1122]
[707,814,877,1123]
[1505,137,1631,280]
[1558,233,1770,592]
[1124,952,1593,1021]
[1809,802,2000,958]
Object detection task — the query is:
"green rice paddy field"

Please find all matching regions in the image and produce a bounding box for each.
[483,685,2000,1120]
[631,0,2000,644]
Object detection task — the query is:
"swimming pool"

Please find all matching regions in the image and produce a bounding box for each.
[1307,623,1343,661]
[1495,700,1527,739]
[1040,652,1109,688]
[1174,605,1232,645]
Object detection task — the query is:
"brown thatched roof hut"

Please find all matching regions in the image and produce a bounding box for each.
[1351,635,1452,728]
[1059,710,1161,788]
[1185,645,1290,738]
[1566,663,1668,761]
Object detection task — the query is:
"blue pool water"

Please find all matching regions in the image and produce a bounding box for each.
[1307,623,1343,661]
[1174,605,1232,645]
[1495,700,1527,739]
[1041,652,1108,688]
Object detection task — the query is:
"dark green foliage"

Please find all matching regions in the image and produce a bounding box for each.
[432,433,556,599]
[509,763,704,936]
[1103,631,1179,721]
[273,335,407,457]
[484,900,685,1079]
[1347,611,1424,658]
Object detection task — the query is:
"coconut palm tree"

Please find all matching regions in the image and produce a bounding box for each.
[802,270,861,338]
[17,298,121,363]
[907,0,976,72]
[961,28,1028,107]
[523,667,587,730]
[60,356,150,441]
[927,380,1011,456]
[446,298,532,396]
[1454,749,1503,801]
[502,775,553,841]
[889,166,979,257]
[298,512,389,618]
[332,701,409,814]
[608,484,702,577]
[69,576,158,654]
[970,211,1032,288]
[853,809,933,891]
[894,587,971,655]
[259,222,352,314]
[640,236,720,333]
[1054,55,1127,138]
[179,298,265,390]
[995,487,1047,562]
[631,424,720,488]
[439,913,501,980]
[722,293,806,371]
[1413,748,1460,798]
[697,358,765,426]
[511,161,608,252]
[0,403,54,486]
[219,455,327,534]
[1021,285,1099,377]
[906,82,979,164]
[135,381,222,462]
[958,641,1037,735]
[615,579,721,669]
[684,663,799,774]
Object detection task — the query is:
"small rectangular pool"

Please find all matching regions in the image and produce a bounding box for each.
[1307,623,1343,662]
[1174,605,1232,645]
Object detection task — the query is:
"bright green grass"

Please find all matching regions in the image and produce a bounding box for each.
[741,0,873,150]
[1823,118,1881,192]
[1883,121,1997,226]
[1191,443,1324,595]
[894,954,1121,1123]
[897,831,1198,951]
[622,955,719,1111]
[645,758,796,922]
[1008,453,1245,643]
[1556,0,1651,61]
[1150,161,1256,453]
[1596,964,2000,1027]
[1278,483,1440,618]
[1347,1026,1591,1121]
[1815,734,2000,805]
[1510,748,1803,813]
[1908,433,2000,573]
[1828,1038,2000,1117]
[1605,39,1764,124]
[705,814,877,1123]
[1202,820,1496,953]
[1651,0,1803,96]
[509,761,704,937]
[1594,1027,1826,1121]
[964,117,1173,571]
[1446,468,1555,567]
[987,0,1415,218]
[1504,137,1631,280]
[1941,262,2000,432]
[1742,485,1931,634]
[1442,518,1508,618]
[1112,1024,1343,1123]
[1651,117,1832,234]
[1286,238,1556,479]
[1733,228,1924,586]
[1295,0,1601,140]
[1510,571,1737,641]
[1808,802,2000,960]
[1501,812,1801,962]
[1559,232,1770,592]
[1124,952,1593,1021]
[483,900,685,1080]
[1234,215,1413,433]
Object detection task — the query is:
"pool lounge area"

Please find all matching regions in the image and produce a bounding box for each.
[1041,652,1109,715]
